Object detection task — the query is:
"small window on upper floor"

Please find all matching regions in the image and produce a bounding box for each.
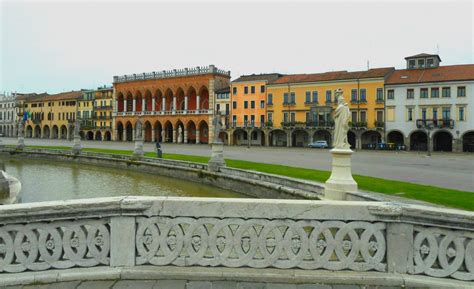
[244,86,248,94]
[387,89,394,100]
[427,58,434,67]
[251,86,255,94]
[418,59,425,68]
[409,60,416,69]
[260,85,265,93]
[457,86,466,97]
[232,87,237,95]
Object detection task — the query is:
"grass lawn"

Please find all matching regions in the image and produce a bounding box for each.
[9,145,474,211]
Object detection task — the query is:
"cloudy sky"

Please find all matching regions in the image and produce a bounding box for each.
[1,0,473,94]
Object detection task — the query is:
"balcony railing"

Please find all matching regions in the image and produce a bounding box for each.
[115,110,212,116]
[349,121,368,129]
[94,105,113,110]
[281,121,335,129]
[416,119,455,129]
[230,122,267,129]
[113,65,231,83]
[375,121,384,128]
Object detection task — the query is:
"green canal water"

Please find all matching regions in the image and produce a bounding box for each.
[0,157,244,203]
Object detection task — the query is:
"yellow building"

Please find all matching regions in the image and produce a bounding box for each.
[24,91,81,140]
[93,86,113,141]
[266,68,394,148]
[78,89,95,139]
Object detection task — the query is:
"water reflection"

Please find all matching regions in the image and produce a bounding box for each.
[0,157,244,203]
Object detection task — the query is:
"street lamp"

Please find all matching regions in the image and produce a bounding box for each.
[416,119,435,156]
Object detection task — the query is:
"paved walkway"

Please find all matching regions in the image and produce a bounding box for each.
[2,137,473,192]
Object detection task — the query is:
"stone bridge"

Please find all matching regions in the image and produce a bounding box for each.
[0,197,472,288]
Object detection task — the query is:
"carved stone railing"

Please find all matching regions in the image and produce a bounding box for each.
[113,65,231,83]
[0,197,472,286]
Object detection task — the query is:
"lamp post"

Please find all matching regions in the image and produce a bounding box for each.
[416,119,435,156]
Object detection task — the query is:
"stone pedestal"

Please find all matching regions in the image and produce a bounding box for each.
[16,137,25,150]
[133,137,144,159]
[208,142,225,172]
[324,148,357,200]
[72,136,81,155]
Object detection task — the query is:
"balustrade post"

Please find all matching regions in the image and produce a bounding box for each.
[386,223,413,274]
[110,216,136,267]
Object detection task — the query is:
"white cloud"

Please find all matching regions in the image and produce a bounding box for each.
[1,0,472,93]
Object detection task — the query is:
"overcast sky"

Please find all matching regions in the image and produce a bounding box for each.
[1,0,473,94]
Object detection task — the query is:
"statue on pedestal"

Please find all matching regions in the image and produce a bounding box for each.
[135,118,143,139]
[333,89,351,149]
[178,126,182,143]
[212,113,223,144]
[17,121,24,138]
[74,118,80,137]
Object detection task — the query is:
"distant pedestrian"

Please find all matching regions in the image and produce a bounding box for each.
[155,142,162,158]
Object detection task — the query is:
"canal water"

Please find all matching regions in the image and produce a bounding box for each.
[0,157,244,203]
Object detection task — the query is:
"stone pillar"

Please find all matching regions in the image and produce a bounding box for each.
[124,99,127,112]
[228,130,233,146]
[114,129,118,141]
[308,134,314,145]
[161,130,165,143]
[287,131,292,147]
[324,149,358,200]
[122,130,126,142]
[264,131,270,147]
[162,98,166,112]
[196,130,200,144]
[132,129,135,141]
[114,100,118,112]
[196,95,200,110]
[356,132,362,150]
[151,129,156,142]
[132,99,136,112]
[208,141,226,172]
[152,98,156,112]
[184,129,188,144]
[72,135,81,155]
[172,96,177,114]
[133,136,144,159]
[110,217,136,267]
[141,97,145,112]
[184,96,188,113]
[405,137,410,151]
[428,136,434,152]
[172,129,177,143]
[386,223,413,274]
[50,131,54,139]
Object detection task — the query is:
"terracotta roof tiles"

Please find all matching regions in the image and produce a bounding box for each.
[386,64,474,85]
[269,67,394,85]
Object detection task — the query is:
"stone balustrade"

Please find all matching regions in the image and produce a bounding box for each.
[113,65,231,83]
[116,110,212,117]
[0,197,472,288]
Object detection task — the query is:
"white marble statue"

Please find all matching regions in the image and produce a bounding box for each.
[212,113,223,144]
[74,118,80,137]
[333,89,351,149]
[178,126,182,143]
[17,121,24,137]
[135,118,143,139]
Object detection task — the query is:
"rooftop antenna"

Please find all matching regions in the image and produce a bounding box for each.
[436,44,440,54]
[367,60,370,70]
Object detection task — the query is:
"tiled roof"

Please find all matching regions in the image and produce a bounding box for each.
[269,67,394,85]
[386,64,474,85]
[215,86,230,94]
[405,53,441,61]
[24,91,82,102]
[232,73,284,83]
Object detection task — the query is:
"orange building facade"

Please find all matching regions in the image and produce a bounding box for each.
[229,74,282,145]
[113,65,230,144]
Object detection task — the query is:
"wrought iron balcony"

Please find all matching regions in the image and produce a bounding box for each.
[416,119,454,129]
[349,122,368,129]
[94,105,113,110]
[231,122,265,129]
